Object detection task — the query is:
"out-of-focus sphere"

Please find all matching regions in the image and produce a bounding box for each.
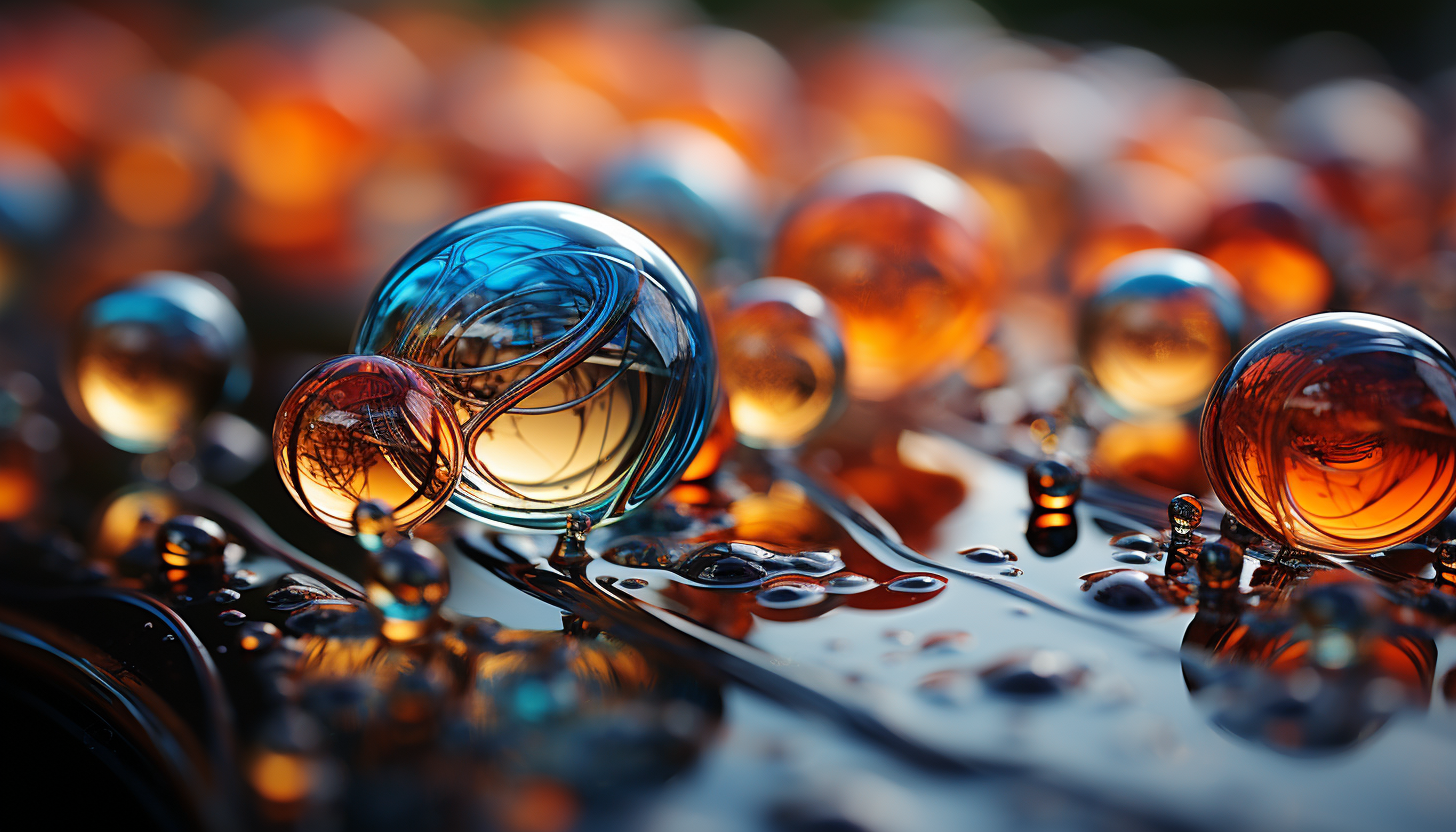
[65,272,250,453]
[1201,313,1456,555]
[367,536,450,642]
[355,201,717,533]
[769,156,998,401]
[1079,249,1243,416]
[273,355,463,536]
[718,278,846,449]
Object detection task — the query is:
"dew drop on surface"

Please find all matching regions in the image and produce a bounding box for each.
[756,581,827,609]
[267,584,337,611]
[1110,531,1159,553]
[822,572,877,594]
[218,609,247,625]
[883,629,915,645]
[142,621,153,629]
[1113,551,1153,564]
[887,575,947,594]
[161,634,176,642]
[980,650,1087,697]
[229,569,260,589]
[212,588,241,604]
[920,631,972,653]
[620,578,649,590]
[960,545,1016,564]
[1001,567,1024,577]
[1080,569,1174,612]
[237,621,280,653]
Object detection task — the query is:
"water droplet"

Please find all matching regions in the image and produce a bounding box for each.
[920,631,972,653]
[218,609,247,625]
[980,650,1086,697]
[211,588,241,604]
[142,621,153,629]
[267,584,338,611]
[1110,531,1159,553]
[1027,459,1082,509]
[237,621,280,653]
[1113,551,1152,564]
[1080,569,1178,611]
[1168,494,1203,537]
[887,575,946,594]
[620,578,649,590]
[162,634,176,642]
[156,515,227,569]
[756,582,827,609]
[822,572,877,594]
[960,545,1016,564]
[1001,567,1023,577]
[229,569,261,589]
[883,629,914,645]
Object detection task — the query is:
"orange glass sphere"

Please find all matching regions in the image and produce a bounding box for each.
[274,355,463,535]
[1079,249,1243,417]
[769,157,997,401]
[717,278,846,449]
[1201,313,1456,554]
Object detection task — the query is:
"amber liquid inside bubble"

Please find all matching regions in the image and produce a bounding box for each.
[425,331,666,512]
[276,357,461,535]
[1204,331,1456,554]
[72,321,229,451]
[720,304,839,448]
[1083,291,1232,415]
[771,191,994,400]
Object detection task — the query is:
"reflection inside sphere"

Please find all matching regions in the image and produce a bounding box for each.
[1201,312,1456,554]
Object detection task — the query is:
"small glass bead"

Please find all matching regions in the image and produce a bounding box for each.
[156,515,228,569]
[367,536,450,642]
[1168,494,1203,537]
[1026,460,1082,510]
[273,355,463,536]
[64,272,249,453]
[354,201,717,534]
[1079,249,1243,416]
[769,156,998,401]
[718,278,846,449]
[1201,312,1456,555]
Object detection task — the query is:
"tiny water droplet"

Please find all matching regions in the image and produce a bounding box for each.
[142,622,153,629]
[1001,567,1024,577]
[883,629,914,645]
[822,572,877,594]
[229,569,260,589]
[920,631,972,653]
[756,582,827,609]
[218,609,247,626]
[215,644,228,653]
[960,545,1016,564]
[162,634,176,642]
[1113,551,1152,564]
[212,588,241,604]
[1110,531,1159,553]
[620,578,649,590]
[887,575,946,593]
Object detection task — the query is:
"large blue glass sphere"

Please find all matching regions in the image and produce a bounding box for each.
[354,201,718,533]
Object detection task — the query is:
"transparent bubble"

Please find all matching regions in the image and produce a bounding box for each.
[273,355,463,536]
[1201,312,1456,554]
[64,271,250,453]
[1079,249,1243,416]
[594,120,762,288]
[354,201,718,534]
[769,156,998,401]
[717,278,846,449]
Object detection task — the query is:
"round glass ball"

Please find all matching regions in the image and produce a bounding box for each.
[1201,312,1456,554]
[64,272,250,453]
[1079,249,1243,417]
[718,278,846,449]
[354,201,718,533]
[273,354,463,536]
[769,156,998,401]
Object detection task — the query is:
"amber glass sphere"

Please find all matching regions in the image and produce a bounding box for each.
[718,278,846,448]
[769,156,997,401]
[274,355,463,536]
[1079,249,1243,417]
[65,272,250,453]
[1201,313,1456,554]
